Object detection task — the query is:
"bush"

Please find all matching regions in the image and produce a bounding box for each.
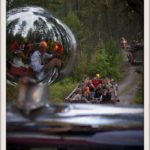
[133,82,144,104]
[87,39,123,80]
[49,77,77,103]
[87,48,109,78]
[104,39,123,79]
[72,49,89,81]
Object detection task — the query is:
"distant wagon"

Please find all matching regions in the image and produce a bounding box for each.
[127,42,144,65]
[65,80,120,104]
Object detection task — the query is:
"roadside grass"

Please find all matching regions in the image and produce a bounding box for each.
[49,77,78,103]
[133,83,144,104]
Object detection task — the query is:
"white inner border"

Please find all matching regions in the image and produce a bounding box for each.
[0,0,6,149]
[0,0,149,150]
[144,0,150,150]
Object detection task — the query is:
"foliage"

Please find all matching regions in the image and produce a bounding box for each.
[49,77,77,103]
[72,49,88,81]
[62,9,88,50]
[133,81,144,104]
[63,10,83,38]
[104,39,124,79]
[87,39,123,80]
[7,0,143,41]
[87,47,109,78]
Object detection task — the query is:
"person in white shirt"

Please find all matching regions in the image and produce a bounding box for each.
[30,41,62,81]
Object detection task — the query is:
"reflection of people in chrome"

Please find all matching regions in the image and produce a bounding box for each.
[30,41,62,80]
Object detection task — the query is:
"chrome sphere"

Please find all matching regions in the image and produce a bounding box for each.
[7,6,77,85]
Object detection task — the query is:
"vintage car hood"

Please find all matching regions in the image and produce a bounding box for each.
[7,103,143,131]
[7,103,144,149]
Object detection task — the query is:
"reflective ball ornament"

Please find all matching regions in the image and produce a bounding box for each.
[7,6,77,85]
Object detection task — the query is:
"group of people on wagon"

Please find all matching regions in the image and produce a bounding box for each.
[70,74,118,103]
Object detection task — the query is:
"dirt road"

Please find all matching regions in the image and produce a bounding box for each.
[117,62,143,104]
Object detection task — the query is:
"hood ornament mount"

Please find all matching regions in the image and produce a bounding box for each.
[17,77,49,114]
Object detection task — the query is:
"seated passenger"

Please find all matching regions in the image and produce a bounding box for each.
[71,89,82,101]
[94,84,103,100]
[91,74,103,89]
[70,88,90,103]
[102,88,112,101]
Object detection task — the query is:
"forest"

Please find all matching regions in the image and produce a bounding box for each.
[6,0,144,103]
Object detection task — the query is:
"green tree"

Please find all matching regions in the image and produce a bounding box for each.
[63,10,87,42]
[72,48,88,81]
[87,41,109,78]
[87,39,123,80]
[104,39,123,79]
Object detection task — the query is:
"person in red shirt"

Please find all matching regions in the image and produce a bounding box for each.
[91,74,103,89]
